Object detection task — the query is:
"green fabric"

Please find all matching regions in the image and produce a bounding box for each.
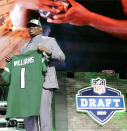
[2,50,48,119]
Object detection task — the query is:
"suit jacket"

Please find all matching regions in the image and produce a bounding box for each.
[20,34,65,89]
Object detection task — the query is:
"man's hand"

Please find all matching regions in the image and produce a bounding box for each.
[47,0,127,40]
[37,45,52,56]
[6,54,13,62]
[47,0,93,26]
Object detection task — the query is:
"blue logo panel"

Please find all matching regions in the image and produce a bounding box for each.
[76,78,125,125]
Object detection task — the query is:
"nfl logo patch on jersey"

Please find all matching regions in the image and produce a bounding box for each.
[76,77,125,125]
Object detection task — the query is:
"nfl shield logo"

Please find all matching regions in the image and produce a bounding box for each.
[76,77,125,125]
[92,78,106,95]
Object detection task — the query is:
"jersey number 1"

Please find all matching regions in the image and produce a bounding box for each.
[21,67,25,88]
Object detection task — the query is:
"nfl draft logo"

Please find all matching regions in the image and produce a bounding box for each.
[76,77,125,125]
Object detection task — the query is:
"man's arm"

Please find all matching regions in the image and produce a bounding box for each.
[49,38,65,62]
[47,0,127,40]
[6,54,13,62]
[38,38,65,62]
[85,13,127,40]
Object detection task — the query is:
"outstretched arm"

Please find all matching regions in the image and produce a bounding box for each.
[47,0,127,40]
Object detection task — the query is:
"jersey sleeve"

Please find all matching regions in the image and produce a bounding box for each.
[2,61,12,84]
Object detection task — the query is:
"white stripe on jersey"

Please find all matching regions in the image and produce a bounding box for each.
[4,67,10,72]
[42,57,45,63]
[42,52,49,58]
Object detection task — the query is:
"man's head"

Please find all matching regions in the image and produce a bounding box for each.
[26,19,43,37]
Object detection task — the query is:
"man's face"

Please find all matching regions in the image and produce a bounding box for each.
[28,24,42,37]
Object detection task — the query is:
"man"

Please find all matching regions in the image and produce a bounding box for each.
[7,19,65,131]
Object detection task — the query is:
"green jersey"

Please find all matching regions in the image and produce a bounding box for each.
[2,50,49,119]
